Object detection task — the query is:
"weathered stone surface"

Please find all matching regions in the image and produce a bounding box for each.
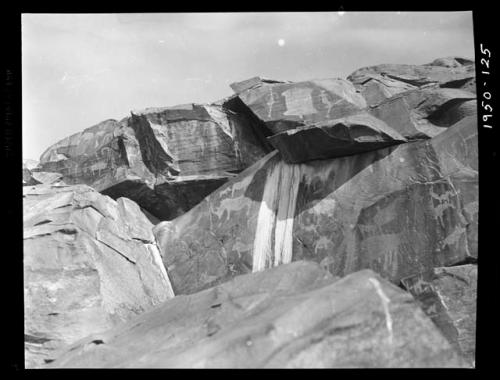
[23,160,65,186]
[154,115,477,295]
[400,264,477,367]
[368,86,476,140]
[23,184,174,368]
[348,74,418,107]
[348,57,476,91]
[230,77,367,134]
[37,104,270,221]
[47,263,465,368]
[268,113,407,163]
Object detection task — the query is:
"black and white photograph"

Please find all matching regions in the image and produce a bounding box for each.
[15,10,490,369]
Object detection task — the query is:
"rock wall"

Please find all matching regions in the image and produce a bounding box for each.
[154,114,477,295]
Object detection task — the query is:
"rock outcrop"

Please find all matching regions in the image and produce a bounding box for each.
[154,114,477,295]
[23,184,174,368]
[401,264,477,366]
[367,86,476,140]
[230,77,367,134]
[268,113,407,163]
[46,262,465,368]
[347,57,476,92]
[37,104,270,221]
[24,56,478,369]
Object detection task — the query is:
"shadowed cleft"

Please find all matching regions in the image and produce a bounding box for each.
[25,334,52,344]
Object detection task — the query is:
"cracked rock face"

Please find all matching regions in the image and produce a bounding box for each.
[230,77,367,134]
[37,104,270,221]
[268,113,407,163]
[401,264,477,367]
[154,114,477,295]
[23,184,174,368]
[46,263,465,368]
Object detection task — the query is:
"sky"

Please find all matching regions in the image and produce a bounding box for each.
[22,12,475,160]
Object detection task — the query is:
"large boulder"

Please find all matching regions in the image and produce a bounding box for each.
[154,115,477,295]
[400,264,477,366]
[46,263,465,368]
[367,86,476,140]
[268,113,407,163]
[347,57,476,91]
[23,184,174,368]
[37,103,270,221]
[230,77,367,134]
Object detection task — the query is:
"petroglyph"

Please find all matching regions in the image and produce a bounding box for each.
[282,87,316,116]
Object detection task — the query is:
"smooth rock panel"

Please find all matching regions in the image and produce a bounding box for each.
[47,263,465,368]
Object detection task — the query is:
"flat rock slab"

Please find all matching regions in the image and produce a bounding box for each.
[47,263,465,368]
[268,113,407,163]
[154,115,477,295]
[230,77,367,134]
[401,264,477,367]
[23,184,174,368]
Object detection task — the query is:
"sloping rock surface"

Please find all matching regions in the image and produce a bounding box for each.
[367,86,476,139]
[230,77,367,134]
[401,264,477,366]
[47,263,465,368]
[268,113,407,163]
[347,57,476,91]
[154,115,477,295]
[37,103,270,221]
[24,184,174,368]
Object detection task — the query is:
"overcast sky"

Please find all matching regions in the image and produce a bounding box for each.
[22,12,474,160]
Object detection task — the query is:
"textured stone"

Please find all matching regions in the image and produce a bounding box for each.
[400,264,477,367]
[37,104,270,221]
[268,113,407,163]
[230,77,367,134]
[368,86,476,140]
[46,263,465,368]
[154,115,477,295]
[347,57,476,91]
[348,74,418,107]
[23,184,174,368]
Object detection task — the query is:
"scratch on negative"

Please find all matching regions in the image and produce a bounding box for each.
[368,277,393,344]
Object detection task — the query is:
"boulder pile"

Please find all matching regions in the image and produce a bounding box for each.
[24,57,478,368]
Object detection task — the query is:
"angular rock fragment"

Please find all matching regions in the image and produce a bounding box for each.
[268,113,407,163]
[347,57,476,91]
[23,184,174,368]
[154,115,477,295]
[230,77,367,134]
[37,103,270,220]
[400,264,477,367]
[47,263,465,368]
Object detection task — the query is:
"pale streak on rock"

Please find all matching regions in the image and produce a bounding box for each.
[368,277,394,345]
[274,163,302,266]
[252,163,281,272]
